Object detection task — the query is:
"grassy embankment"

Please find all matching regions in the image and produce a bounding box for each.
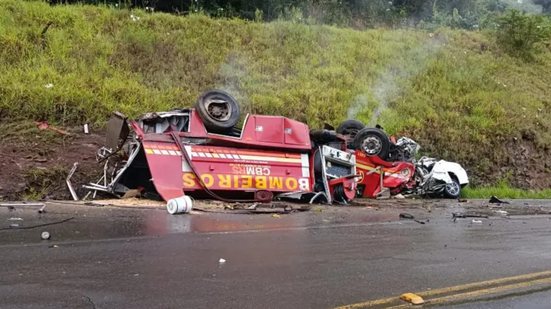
[463,186,551,199]
[1,0,550,196]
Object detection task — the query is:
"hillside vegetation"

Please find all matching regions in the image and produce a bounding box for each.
[1,0,550,188]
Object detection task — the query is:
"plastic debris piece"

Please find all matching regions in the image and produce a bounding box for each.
[219,258,226,264]
[8,217,23,221]
[41,231,51,240]
[495,210,509,216]
[272,214,281,218]
[400,293,425,305]
[35,121,70,135]
[472,219,483,224]
[489,196,510,204]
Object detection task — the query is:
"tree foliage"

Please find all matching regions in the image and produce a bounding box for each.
[46,0,549,29]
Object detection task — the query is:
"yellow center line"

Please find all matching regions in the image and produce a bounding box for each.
[387,276,551,308]
[335,270,551,309]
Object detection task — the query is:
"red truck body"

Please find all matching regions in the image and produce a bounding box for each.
[83,108,357,205]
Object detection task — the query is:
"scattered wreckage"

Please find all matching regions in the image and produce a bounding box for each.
[75,90,468,212]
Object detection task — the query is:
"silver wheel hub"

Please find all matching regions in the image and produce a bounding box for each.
[361,136,382,155]
[446,181,460,196]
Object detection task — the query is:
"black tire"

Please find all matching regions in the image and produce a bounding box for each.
[336,120,365,138]
[195,90,240,133]
[352,127,390,159]
[443,175,461,199]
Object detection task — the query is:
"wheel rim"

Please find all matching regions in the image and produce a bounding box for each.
[446,181,460,196]
[361,136,382,155]
[205,98,231,122]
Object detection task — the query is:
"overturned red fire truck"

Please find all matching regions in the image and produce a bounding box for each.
[84,90,358,210]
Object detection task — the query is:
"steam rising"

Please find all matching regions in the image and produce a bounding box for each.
[348,35,444,127]
[217,53,250,113]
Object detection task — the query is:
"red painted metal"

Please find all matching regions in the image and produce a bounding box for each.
[131,109,330,202]
[172,113,312,151]
[355,151,415,198]
[142,139,184,201]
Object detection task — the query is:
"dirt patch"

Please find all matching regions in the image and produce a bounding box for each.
[0,121,104,201]
[503,139,551,189]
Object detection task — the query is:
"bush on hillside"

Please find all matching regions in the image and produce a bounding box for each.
[495,10,551,60]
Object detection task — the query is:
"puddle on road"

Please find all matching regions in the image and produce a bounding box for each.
[0,204,404,244]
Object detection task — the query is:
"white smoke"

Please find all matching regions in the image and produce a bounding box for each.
[217,53,251,113]
[347,34,444,127]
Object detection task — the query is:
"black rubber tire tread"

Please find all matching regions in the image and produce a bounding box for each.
[336,119,365,136]
[353,127,391,159]
[195,89,240,133]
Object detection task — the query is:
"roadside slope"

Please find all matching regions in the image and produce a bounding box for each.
[1,0,550,190]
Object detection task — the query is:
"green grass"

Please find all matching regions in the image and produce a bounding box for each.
[1,0,550,189]
[462,186,551,199]
[23,165,68,200]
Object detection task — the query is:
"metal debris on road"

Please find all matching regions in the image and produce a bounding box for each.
[399,213,427,224]
[452,212,489,219]
[0,217,74,231]
[0,202,45,208]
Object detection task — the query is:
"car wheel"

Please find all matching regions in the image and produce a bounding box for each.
[352,127,390,159]
[443,177,461,199]
[195,90,240,133]
[336,120,365,138]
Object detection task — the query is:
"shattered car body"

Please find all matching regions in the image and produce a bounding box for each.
[85,90,358,207]
[414,157,469,198]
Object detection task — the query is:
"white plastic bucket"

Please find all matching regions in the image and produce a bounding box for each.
[166,196,193,214]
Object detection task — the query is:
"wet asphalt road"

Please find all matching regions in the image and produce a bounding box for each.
[1,200,551,308]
